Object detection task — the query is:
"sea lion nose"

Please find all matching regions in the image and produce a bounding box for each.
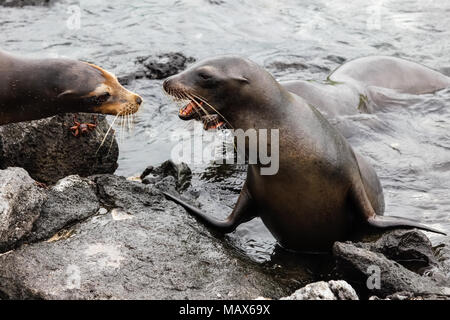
[136,96,143,105]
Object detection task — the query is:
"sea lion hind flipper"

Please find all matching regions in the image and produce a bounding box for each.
[162,184,257,233]
[349,179,446,236]
[367,215,447,235]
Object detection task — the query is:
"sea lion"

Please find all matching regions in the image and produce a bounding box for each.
[162,56,445,252]
[0,50,143,125]
[281,56,450,118]
[180,56,450,129]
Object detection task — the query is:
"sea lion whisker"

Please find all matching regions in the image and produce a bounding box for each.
[121,114,125,144]
[190,92,233,129]
[180,90,190,101]
[168,89,202,119]
[117,115,122,144]
[107,126,116,156]
[130,112,134,132]
[96,112,121,154]
[123,115,126,144]
[187,92,209,118]
[176,90,185,101]
[167,87,227,121]
[124,113,128,134]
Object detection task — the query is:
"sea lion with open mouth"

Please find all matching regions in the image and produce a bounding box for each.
[162,55,445,252]
[0,49,143,125]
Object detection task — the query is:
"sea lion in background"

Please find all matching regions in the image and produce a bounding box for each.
[281,56,450,118]
[196,56,450,128]
[0,49,143,125]
[162,56,445,252]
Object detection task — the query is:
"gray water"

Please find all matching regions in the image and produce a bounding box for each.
[1,0,449,262]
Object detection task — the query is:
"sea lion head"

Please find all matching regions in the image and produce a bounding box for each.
[0,50,143,125]
[54,60,143,117]
[163,56,279,129]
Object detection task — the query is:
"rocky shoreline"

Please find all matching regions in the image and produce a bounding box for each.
[0,117,449,299]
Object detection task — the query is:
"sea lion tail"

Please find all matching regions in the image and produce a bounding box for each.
[368,215,447,235]
[162,191,236,232]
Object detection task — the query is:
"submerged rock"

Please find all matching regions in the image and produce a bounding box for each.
[141,160,192,191]
[136,53,196,80]
[0,174,290,299]
[0,167,46,252]
[118,53,195,85]
[0,113,118,184]
[0,0,56,7]
[281,280,359,300]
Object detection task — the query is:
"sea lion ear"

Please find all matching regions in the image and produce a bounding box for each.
[57,89,77,99]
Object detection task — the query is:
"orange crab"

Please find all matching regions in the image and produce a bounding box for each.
[69,115,97,137]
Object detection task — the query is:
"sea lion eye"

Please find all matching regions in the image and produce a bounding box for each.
[198,72,212,80]
[96,92,110,104]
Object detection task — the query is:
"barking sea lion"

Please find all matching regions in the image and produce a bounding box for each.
[162,56,445,252]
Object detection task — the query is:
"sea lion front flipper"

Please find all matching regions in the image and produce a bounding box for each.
[349,179,447,235]
[163,182,258,233]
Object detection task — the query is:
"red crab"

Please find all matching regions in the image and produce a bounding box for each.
[70,115,97,137]
[35,181,48,189]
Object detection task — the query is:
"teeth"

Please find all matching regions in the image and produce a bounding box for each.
[213,121,225,129]
[176,97,207,119]
[206,121,225,130]
[179,101,199,116]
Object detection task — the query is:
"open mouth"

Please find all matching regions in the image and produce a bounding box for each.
[178,97,203,120]
[163,78,226,130]
[173,95,225,130]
